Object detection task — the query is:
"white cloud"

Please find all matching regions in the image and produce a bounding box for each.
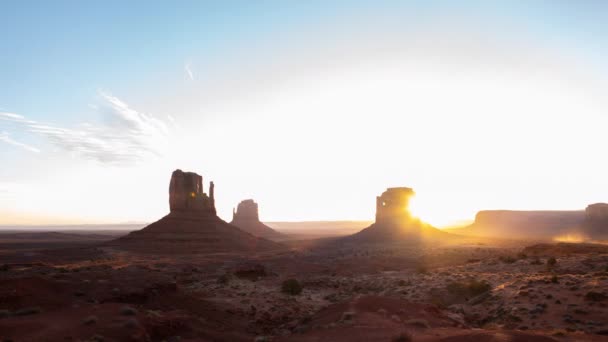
[0,92,171,165]
[185,62,194,80]
[0,131,40,153]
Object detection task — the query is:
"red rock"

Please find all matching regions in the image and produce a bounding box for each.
[231,199,284,240]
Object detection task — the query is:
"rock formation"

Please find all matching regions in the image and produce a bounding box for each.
[344,187,448,243]
[169,169,216,214]
[375,187,415,226]
[581,203,608,239]
[230,199,284,240]
[111,169,282,253]
[449,210,585,240]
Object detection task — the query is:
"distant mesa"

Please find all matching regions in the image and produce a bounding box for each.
[448,203,608,241]
[230,199,284,240]
[110,169,282,253]
[582,203,608,239]
[344,187,448,243]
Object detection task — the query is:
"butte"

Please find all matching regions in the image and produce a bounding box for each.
[342,187,449,243]
[110,169,283,253]
[230,199,284,240]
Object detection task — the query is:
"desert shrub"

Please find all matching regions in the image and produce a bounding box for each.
[415,264,428,274]
[550,275,559,283]
[552,329,566,337]
[447,279,491,297]
[530,258,543,265]
[517,252,528,259]
[14,307,41,316]
[405,318,430,328]
[234,263,267,280]
[281,279,303,295]
[499,256,516,264]
[82,315,98,325]
[547,257,557,267]
[391,331,413,342]
[217,273,231,285]
[120,306,137,316]
[585,291,607,302]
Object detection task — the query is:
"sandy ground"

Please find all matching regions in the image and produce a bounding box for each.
[1,234,607,341]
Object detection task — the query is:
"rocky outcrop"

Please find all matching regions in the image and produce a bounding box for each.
[343,187,448,243]
[582,203,608,239]
[169,169,215,214]
[230,199,284,240]
[111,170,283,253]
[233,200,260,221]
[449,210,585,240]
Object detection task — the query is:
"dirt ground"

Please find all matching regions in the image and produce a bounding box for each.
[1,233,607,341]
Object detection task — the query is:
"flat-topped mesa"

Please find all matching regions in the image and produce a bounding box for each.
[375,187,415,226]
[582,203,608,238]
[232,199,259,222]
[169,169,216,214]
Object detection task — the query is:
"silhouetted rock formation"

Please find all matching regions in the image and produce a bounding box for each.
[582,203,608,239]
[110,170,282,253]
[449,210,585,240]
[230,199,284,240]
[169,169,216,214]
[343,187,448,243]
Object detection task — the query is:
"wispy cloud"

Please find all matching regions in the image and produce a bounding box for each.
[0,92,171,165]
[0,131,40,153]
[185,62,194,80]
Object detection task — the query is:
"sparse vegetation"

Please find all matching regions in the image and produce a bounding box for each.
[517,252,527,259]
[14,307,41,316]
[391,331,413,342]
[446,279,492,298]
[415,264,428,274]
[499,256,516,264]
[547,257,557,268]
[281,278,303,295]
[585,291,607,302]
[217,273,231,285]
[530,257,543,265]
[83,315,98,325]
[550,275,559,283]
[405,318,430,328]
[120,306,137,316]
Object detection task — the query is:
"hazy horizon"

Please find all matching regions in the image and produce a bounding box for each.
[2,1,608,227]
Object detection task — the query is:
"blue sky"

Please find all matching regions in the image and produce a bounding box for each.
[2,1,608,225]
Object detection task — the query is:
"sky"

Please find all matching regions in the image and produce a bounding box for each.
[1,1,608,227]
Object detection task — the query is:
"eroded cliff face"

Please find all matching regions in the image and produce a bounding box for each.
[169,169,215,215]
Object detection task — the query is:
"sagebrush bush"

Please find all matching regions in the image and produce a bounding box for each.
[281,279,303,295]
